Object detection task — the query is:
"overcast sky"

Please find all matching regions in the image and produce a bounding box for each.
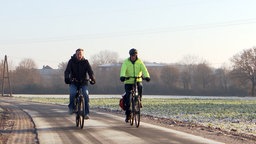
[1,0,256,69]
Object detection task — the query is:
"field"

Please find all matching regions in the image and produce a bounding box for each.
[17,97,256,136]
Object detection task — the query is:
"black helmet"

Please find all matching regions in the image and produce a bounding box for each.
[129,48,137,56]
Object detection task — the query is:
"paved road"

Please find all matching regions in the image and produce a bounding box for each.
[0,97,224,144]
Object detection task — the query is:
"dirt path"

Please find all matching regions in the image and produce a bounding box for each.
[0,96,256,144]
[0,99,38,144]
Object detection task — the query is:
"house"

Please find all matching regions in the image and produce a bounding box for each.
[38,65,61,80]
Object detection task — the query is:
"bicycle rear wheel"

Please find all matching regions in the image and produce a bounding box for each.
[134,96,140,128]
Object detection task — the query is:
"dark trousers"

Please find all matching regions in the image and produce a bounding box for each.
[124,82,143,116]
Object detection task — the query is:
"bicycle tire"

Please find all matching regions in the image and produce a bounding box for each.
[75,98,79,127]
[78,96,85,129]
[130,96,135,126]
[134,96,140,128]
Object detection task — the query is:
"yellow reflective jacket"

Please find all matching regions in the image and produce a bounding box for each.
[120,57,150,84]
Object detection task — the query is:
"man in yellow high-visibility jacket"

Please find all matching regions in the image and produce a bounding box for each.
[120,48,150,123]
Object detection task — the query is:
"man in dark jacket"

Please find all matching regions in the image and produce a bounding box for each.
[64,48,96,119]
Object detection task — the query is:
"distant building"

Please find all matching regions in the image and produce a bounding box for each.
[38,65,61,80]
[98,63,121,69]
[42,65,53,69]
[98,62,166,71]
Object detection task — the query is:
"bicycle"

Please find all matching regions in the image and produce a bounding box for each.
[73,79,91,129]
[74,85,85,129]
[126,76,144,128]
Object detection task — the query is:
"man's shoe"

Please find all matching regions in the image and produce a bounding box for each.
[85,114,90,119]
[125,115,130,123]
[125,117,129,123]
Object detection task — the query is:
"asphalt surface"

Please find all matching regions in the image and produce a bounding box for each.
[0,97,225,144]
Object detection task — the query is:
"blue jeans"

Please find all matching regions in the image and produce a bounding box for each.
[68,84,89,115]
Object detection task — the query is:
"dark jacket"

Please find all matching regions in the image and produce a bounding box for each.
[64,54,95,86]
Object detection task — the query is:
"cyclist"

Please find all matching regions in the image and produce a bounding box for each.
[64,48,96,119]
[120,48,150,122]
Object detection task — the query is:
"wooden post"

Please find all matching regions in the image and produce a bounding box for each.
[1,55,12,96]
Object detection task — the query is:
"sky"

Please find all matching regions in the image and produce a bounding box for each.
[1,0,256,69]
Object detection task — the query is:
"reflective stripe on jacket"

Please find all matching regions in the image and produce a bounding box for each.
[120,58,150,84]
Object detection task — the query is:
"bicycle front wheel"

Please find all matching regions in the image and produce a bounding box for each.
[134,96,140,128]
[75,98,79,127]
[78,96,85,129]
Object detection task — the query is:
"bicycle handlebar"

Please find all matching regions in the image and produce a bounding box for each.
[71,78,91,83]
[125,76,145,80]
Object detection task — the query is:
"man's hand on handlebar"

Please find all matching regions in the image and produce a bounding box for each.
[89,77,96,85]
[120,76,150,82]
[65,77,96,85]
[145,77,150,82]
[90,79,96,85]
[120,76,126,82]
[65,78,71,84]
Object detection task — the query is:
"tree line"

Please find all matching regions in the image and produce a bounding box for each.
[1,48,256,96]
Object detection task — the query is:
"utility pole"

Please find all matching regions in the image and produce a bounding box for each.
[1,55,12,96]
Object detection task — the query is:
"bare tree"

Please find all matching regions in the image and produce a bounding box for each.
[180,65,194,90]
[160,65,179,89]
[16,58,37,69]
[231,47,256,96]
[57,62,68,85]
[194,62,213,90]
[90,50,119,67]
[12,58,40,89]
[214,65,230,92]
[179,55,199,90]
[58,62,68,70]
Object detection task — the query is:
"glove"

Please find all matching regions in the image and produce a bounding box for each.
[65,78,71,84]
[120,76,125,82]
[90,80,96,85]
[145,77,150,82]
[89,76,96,85]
